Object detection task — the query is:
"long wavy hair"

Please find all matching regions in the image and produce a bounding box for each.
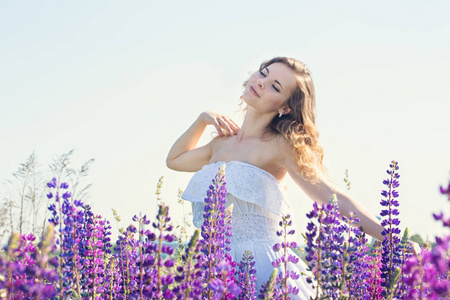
[240,57,327,183]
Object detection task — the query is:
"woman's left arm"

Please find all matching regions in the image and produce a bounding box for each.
[281,151,421,256]
[283,158,385,241]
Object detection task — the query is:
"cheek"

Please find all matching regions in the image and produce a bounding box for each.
[268,92,286,105]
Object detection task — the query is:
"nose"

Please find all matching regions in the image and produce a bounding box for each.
[257,78,265,89]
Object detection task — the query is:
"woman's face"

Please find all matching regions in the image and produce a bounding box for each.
[242,62,298,114]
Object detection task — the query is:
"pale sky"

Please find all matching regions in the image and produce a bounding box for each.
[1,0,449,243]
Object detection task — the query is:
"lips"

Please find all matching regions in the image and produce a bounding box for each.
[250,86,260,97]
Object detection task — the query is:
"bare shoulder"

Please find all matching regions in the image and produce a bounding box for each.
[264,134,294,176]
[272,134,293,161]
[210,135,232,154]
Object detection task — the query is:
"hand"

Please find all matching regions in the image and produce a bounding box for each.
[199,111,240,136]
[410,240,421,258]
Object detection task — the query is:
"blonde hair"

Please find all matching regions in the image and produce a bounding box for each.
[240,57,327,183]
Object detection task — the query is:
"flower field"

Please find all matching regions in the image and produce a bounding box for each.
[0,161,449,299]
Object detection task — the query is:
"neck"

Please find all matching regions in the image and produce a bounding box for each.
[236,107,276,142]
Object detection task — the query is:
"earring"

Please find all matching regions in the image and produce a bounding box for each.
[278,111,282,117]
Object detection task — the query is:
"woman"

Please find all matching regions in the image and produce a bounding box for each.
[166,57,419,298]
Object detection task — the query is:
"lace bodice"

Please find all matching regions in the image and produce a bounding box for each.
[182,161,292,243]
[182,160,290,213]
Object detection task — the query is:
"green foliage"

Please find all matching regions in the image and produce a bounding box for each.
[410,234,424,246]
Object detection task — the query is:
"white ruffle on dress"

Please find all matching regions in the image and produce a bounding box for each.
[181,161,315,299]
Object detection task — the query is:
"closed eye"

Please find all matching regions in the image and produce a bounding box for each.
[259,71,281,93]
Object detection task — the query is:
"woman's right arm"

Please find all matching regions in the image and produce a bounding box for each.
[166,111,239,172]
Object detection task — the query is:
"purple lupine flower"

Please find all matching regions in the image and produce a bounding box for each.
[173,229,204,299]
[46,178,115,299]
[434,180,450,227]
[60,182,69,189]
[82,207,108,298]
[403,235,450,298]
[0,228,59,299]
[199,164,239,299]
[47,177,57,188]
[140,204,176,299]
[433,211,450,228]
[337,211,371,298]
[31,224,59,299]
[132,213,150,299]
[402,181,450,298]
[440,181,450,200]
[237,250,257,300]
[113,223,140,298]
[365,241,384,299]
[265,214,300,299]
[62,191,72,200]
[304,195,345,298]
[258,269,282,299]
[207,259,241,299]
[48,183,94,298]
[318,196,346,299]
[304,202,321,293]
[345,224,372,299]
[379,161,404,296]
[46,178,68,299]
[386,227,413,299]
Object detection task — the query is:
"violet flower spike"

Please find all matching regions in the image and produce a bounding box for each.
[379,161,403,297]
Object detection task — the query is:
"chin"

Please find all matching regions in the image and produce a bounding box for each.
[241,90,253,103]
[241,95,252,106]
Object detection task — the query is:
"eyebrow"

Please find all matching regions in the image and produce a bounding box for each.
[265,67,284,90]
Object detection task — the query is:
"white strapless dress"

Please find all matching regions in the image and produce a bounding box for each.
[181,161,315,299]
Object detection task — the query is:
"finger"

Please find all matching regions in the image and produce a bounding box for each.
[212,120,224,136]
[231,119,240,132]
[225,117,240,134]
[217,118,234,136]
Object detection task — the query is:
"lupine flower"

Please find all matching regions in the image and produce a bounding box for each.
[304,195,344,299]
[207,259,241,299]
[47,177,57,188]
[433,211,450,228]
[339,211,371,298]
[199,164,240,299]
[82,207,108,297]
[379,161,404,297]
[174,229,204,299]
[237,250,257,300]
[141,203,176,299]
[434,180,450,227]
[113,223,140,298]
[365,241,384,299]
[0,228,59,299]
[440,181,450,200]
[258,269,282,299]
[5,165,450,299]
[46,178,115,299]
[264,214,300,300]
[134,213,151,299]
[403,235,450,298]
[393,228,414,299]
[403,181,450,298]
